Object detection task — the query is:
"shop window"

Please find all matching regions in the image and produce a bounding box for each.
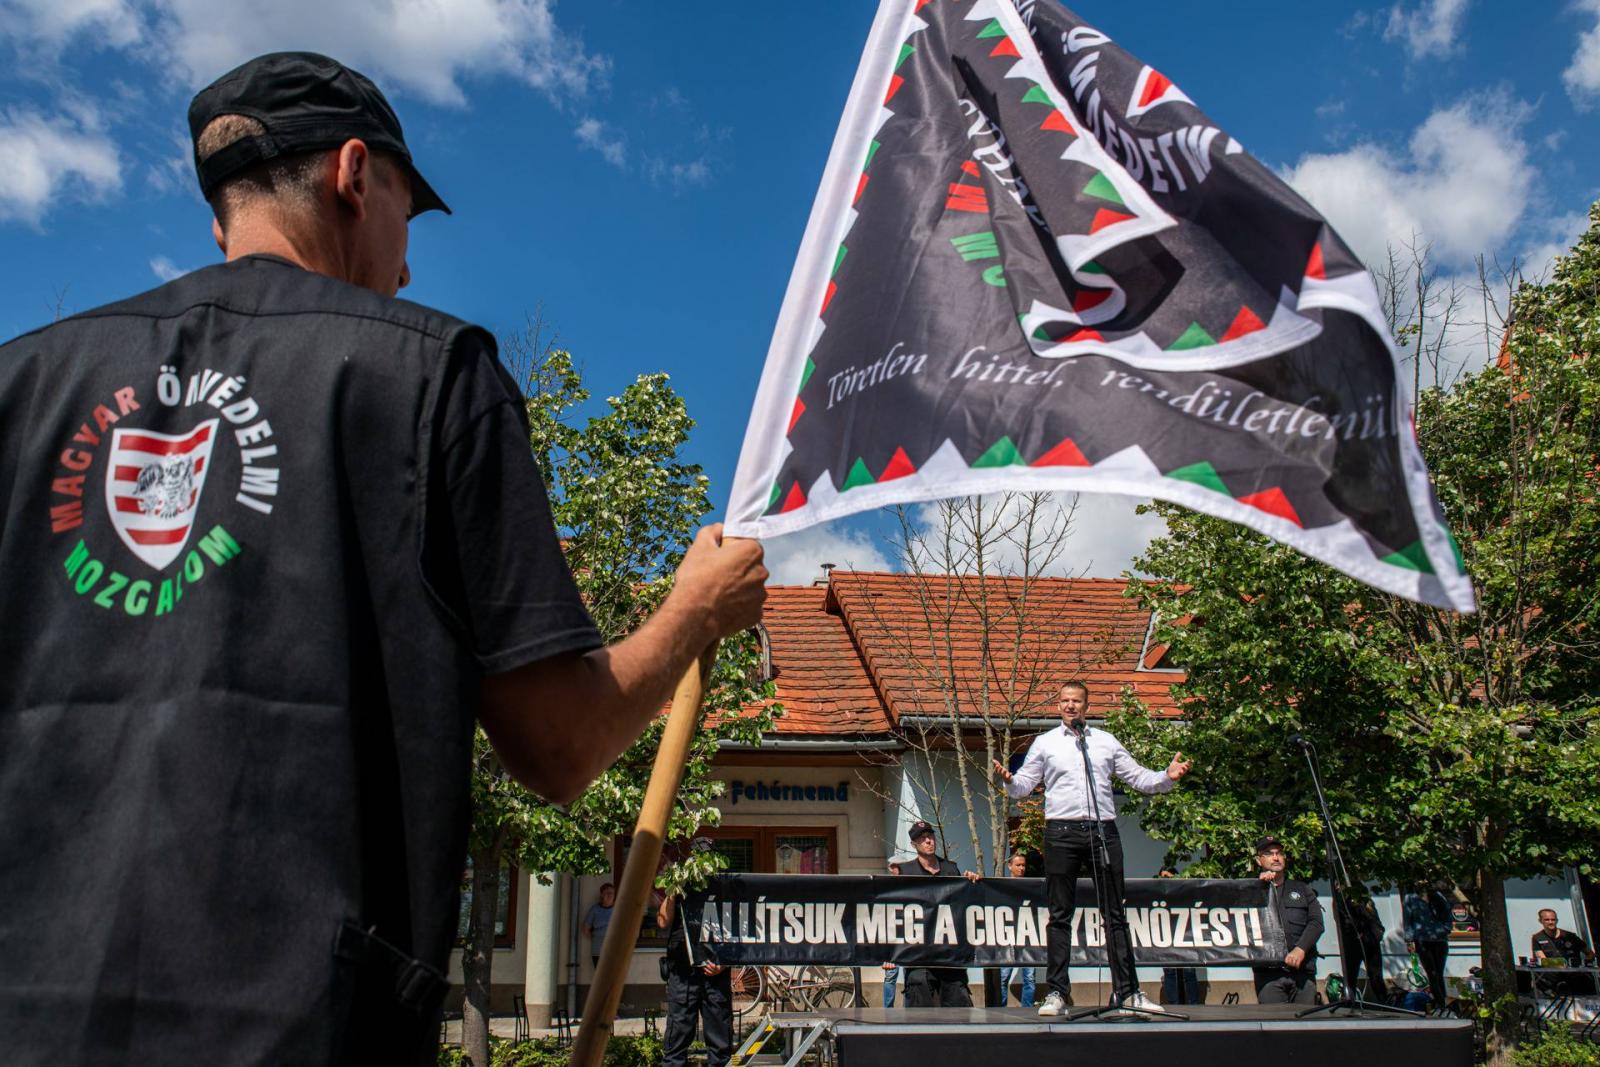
[700,826,839,874]
[456,859,518,949]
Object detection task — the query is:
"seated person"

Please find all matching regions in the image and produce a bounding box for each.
[1531,909,1593,966]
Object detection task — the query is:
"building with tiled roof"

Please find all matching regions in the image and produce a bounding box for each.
[749,571,1183,742]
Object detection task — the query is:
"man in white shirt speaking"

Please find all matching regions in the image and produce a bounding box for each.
[993,681,1192,1017]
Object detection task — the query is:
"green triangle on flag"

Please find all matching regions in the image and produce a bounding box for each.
[1381,541,1437,575]
[1167,461,1229,495]
[1031,325,1054,341]
[950,231,999,261]
[842,458,875,491]
[1168,322,1217,350]
[973,436,1025,468]
[896,43,916,71]
[768,482,782,511]
[799,357,816,392]
[1083,172,1124,205]
[1078,261,1106,274]
[864,139,882,171]
[1021,84,1053,105]
[977,18,1006,38]
[832,244,848,278]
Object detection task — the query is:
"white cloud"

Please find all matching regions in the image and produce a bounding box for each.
[904,492,1166,580]
[574,116,626,167]
[762,523,893,586]
[148,255,191,281]
[1564,0,1600,109]
[1281,92,1534,269]
[1383,0,1470,59]
[0,107,120,224]
[0,0,142,51]
[645,154,712,189]
[1,0,607,107]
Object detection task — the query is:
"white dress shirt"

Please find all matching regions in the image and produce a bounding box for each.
[1004,723,1173,820]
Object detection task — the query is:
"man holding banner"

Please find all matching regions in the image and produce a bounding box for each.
[993,681,1191,1016]
[893,820,984,1007]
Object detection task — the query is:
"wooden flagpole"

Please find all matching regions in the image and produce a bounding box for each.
[570,650,713,1067]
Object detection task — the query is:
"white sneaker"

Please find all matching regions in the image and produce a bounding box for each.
[1119,990,1172,1015]
[1038,991,1068,1016]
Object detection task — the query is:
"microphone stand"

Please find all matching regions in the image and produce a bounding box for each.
[1067,721,1187,1022]
[1293,734,1418,1019]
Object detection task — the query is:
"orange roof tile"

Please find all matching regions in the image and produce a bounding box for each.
[752,572,1185,737]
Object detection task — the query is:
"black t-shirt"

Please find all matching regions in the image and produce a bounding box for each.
[0,257,601,1065]
[1532,930,1588,962]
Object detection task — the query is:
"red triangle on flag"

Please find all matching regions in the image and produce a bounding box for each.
[1139,69,1173,108]
[885,75,905,105]
[1063,328,1104,342]
[1220,305,1267,342]
[1040,110,1074,134]
[1089,208,1135,234]
[788,397,806,434]
[1072,289,1112,313]
[960,160,980,177]
[1305,242,1327,280]
[915,0,932,8]
[854,173,869,205]
[1032,437,1090,467]
[1238,487,1302,527]
[879,446,917,482]
[780,481,808,513]
[821,280,838,315]
[990,37,1020,58]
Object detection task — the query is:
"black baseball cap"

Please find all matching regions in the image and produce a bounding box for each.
[188,51,450,217]
[908,820,936,843]
[1255,835,1286,854]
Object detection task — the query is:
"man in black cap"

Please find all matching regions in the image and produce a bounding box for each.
[0,51,767,1066]
[1251,836,1326,1004]
[890,820,982,1008]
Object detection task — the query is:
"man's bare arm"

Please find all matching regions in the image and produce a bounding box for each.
[478,525,767,804]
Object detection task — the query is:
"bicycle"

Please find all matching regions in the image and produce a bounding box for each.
[729,963,856,1022]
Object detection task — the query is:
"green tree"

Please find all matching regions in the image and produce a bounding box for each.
[1107,207,1600,1062]
[459,326,777,1067]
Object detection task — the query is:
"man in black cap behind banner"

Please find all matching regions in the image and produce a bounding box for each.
[1251,836,1326,1004]
[890,820,982,1007]
[0,51,766,1066]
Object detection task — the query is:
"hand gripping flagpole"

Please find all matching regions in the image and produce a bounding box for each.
[571,646,717,1067]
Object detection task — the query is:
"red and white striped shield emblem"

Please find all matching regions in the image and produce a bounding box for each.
[103,419,220,570]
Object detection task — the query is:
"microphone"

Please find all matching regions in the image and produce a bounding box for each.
[1289,733,1310,748]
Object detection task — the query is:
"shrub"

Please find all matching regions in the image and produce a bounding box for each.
[1509,1023,1600,1067]
[438,1035,663,1067]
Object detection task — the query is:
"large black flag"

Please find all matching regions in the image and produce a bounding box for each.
[725,0,1474,611]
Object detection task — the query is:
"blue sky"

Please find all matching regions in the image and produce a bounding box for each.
[3,0,1597,582]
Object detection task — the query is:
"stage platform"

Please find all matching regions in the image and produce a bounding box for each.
[737,1005,1474,1066]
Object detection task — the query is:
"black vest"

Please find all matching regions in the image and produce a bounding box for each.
[0,257,527,1064]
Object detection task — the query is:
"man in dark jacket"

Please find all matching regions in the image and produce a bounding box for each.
[0,51,767,1066]
[891,821,981,1007]
[1250,836,1325,1004]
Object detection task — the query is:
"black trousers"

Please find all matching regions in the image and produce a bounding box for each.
[663,961,732,1067]
[1416,939,1448,1006]
[903,967,973,1008]
[1044,819,1137,1002]
[1253,967,1315,1004]
[1340,922,1388,1001]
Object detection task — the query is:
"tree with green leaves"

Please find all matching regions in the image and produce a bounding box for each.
[459,326,777,1067]
[1107,206,1600,1061]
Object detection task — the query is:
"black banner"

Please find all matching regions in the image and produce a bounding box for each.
[686,875,1285,967]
